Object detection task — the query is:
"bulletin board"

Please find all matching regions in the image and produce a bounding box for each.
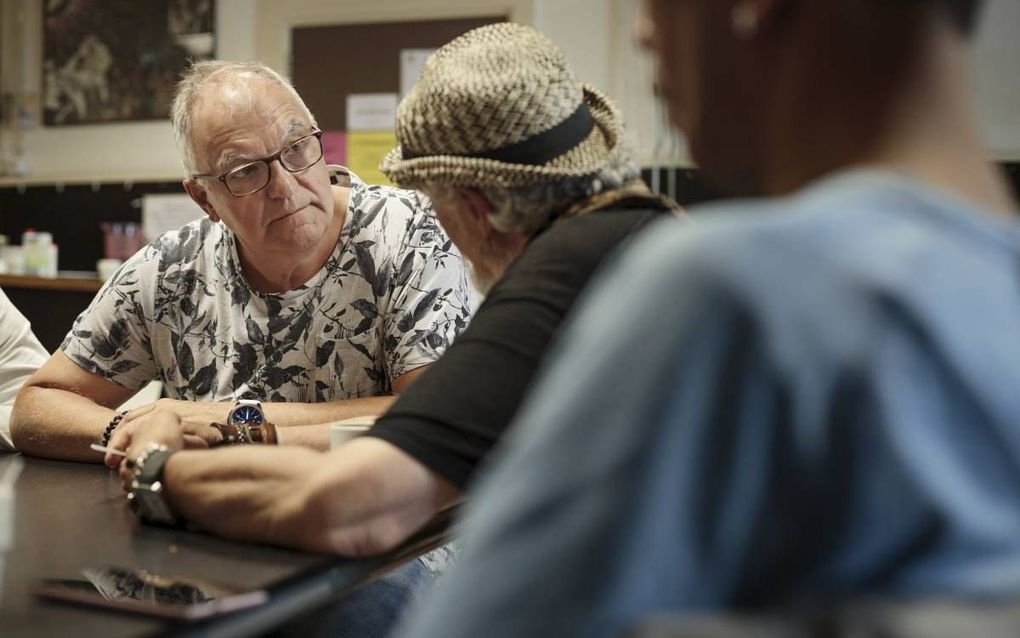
[291,16,504,184]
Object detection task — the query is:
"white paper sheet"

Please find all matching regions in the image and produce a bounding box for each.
[141,193,206,241]
[346,93,398,132]
[400,49,436,98]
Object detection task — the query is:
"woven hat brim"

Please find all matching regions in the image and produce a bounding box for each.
[380,86,623,190]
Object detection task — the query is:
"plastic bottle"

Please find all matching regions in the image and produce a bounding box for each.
[22,231,56,277]
[21,230,39,276]
[35,232,53,277]
[43,243,58,278]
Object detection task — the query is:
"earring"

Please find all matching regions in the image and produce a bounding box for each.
[731,1,760,39]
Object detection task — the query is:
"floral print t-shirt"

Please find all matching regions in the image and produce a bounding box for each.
[62,168,475,403]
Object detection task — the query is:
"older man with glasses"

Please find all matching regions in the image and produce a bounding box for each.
[10,60,474,463]
[191,129,326,197]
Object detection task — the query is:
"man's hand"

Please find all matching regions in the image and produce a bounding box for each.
[123,398,231,430]
[115,409,228,485]
[115,409,182,485]
[106,404,224,469]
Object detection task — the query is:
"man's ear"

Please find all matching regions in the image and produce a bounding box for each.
[457,188,497,240]
[750,0,795,34]
[183,178,220,222]
[728,0,792,40]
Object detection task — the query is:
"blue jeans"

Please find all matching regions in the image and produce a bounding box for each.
[274,557,433,638]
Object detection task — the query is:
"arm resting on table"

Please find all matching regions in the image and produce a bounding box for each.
[14,352,426,462]
[11,351,136,461]
[161,436,460,556]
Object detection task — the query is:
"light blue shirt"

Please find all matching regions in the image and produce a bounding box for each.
[398,171,1020,638]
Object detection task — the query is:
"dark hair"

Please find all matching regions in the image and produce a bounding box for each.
[931,0,984,33]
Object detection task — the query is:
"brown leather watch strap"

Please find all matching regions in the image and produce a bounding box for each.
[210,421,246,446]
[210,421,278,446]
[248,422,278,445]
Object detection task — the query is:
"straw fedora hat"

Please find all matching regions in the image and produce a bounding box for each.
[380,23,625,189]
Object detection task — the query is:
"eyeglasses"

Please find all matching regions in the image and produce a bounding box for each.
[192,130,324,197]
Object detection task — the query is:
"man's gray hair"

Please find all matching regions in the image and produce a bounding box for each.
[425,148,641,236]
[171,60,315,174]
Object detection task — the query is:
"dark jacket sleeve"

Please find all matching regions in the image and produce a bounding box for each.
[365,208,665,489]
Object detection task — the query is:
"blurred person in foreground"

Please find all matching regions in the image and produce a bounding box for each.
[397,1,1020,637]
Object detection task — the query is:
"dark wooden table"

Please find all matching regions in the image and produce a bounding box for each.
[0,455,452,637]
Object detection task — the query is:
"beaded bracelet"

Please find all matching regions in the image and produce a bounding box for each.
[100,410,128,447]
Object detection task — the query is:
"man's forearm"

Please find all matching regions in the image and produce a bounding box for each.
[264,395,395,427]
[101,395,399,465]
[12,390,395,461]
[161,445,331,550]
[275,424,330,450]
[161,438,458,556]
[224,362,419,427]
[11,386,120,462]
[181,396,397,450]
[311,437,461,556]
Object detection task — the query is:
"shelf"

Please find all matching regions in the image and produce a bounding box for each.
[0,173,184,188]
[0,272,103,293]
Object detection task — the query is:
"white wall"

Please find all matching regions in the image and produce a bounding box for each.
[533,0,685,166]
[972,0,1020,159]
[3,0,1018,182]
[534,0,613,91]
[601,0,1020,166]
[5,0,257,182]
[7,0,535,182]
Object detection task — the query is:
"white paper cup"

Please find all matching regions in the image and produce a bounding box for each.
[96,258,123,281]
[0,486,12,553]
[328,416,376,449]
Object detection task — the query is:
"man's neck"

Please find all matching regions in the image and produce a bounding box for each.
[239,185,349,294]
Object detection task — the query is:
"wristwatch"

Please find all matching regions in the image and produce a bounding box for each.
[227,398,265,426]
[126,443,181,526]
[211,420,278,446]
[222,398,276,445]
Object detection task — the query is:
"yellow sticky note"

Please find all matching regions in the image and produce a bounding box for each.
[347,131,398,186]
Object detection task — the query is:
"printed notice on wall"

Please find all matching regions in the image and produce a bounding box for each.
[346,93,398,132]
[141,193,206,240]
[346,131,398,186]
[400,49,436,98]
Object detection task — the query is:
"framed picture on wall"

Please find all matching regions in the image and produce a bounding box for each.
[42,0,215,126]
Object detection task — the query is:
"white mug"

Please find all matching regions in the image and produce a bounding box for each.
[96,258,123,281]
[328,416,377,449]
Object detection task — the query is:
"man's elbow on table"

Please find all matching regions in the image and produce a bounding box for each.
[10,384,50,454]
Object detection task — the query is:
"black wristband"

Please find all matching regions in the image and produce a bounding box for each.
[100,410,128,447]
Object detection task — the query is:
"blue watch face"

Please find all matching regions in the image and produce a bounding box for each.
[231,405,264,425]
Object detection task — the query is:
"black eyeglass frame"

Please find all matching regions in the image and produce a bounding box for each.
[191,130,325,197]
